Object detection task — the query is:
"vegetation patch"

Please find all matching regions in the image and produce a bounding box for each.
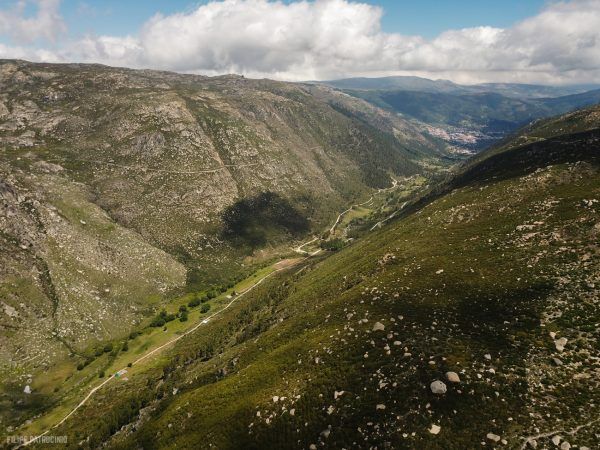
[221,192,310,249]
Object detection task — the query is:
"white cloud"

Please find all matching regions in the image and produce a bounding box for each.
[1,0,600,84]
[0,0,66,43]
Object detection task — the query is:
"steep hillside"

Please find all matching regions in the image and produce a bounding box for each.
[0,60,450,416]
[16,106,599,449]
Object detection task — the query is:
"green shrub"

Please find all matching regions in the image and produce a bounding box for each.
[321,238,345,251]
[150,317,165,328]
[188,297,201,308]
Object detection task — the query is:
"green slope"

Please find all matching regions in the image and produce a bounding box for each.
[0,60,452,430]
[22,108,600,449]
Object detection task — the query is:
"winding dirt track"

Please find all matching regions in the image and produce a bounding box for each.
[21,251,319,447]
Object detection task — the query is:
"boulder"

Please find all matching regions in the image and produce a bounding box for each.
[487,433,501,442]
[429,424,441,435]
[372,322,385,332]
[446,371,461,383]
[555,337,568,352]
[430,380,447,395]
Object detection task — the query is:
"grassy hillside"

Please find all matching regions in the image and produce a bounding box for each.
[0,60,452,428]
[17,107,599,449]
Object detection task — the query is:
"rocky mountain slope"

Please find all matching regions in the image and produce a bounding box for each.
[17,105,599,449]
[0,60,451,427]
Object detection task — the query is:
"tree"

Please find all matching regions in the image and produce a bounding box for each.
[200,304,210,314]
[103,343,114,353]
[179,311,188,322]
[151,317,165,327]
[122,341,129,352]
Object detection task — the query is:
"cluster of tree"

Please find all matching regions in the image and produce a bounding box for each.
[321,238,345,251]
[150,309,177,328]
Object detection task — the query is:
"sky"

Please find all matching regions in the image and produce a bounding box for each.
[0,0,599,84]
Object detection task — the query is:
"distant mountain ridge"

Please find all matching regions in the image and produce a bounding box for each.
[317,75,600,98]
[316,76,600,150]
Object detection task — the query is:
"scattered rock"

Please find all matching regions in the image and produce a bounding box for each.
[376,404,386,410]
[446,371,461,383]
[429,424,441,435]
[484,353,492,361]
[334,390,344,399]
[430,380,447,395]
[554,337,568,352]
[486,433,501,442]
[551,435,561,446]
[560,442,570,450]
[23,385,31,394]
[372,322,385,332]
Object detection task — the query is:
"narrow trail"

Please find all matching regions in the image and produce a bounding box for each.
[328,196,374,234]
[21,251,320,448]
[293,177,402,254]
[370,201,408,231]
[293,236,319,255]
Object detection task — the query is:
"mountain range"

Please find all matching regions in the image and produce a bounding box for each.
[0,61,599,449]
[317,76,600,150]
